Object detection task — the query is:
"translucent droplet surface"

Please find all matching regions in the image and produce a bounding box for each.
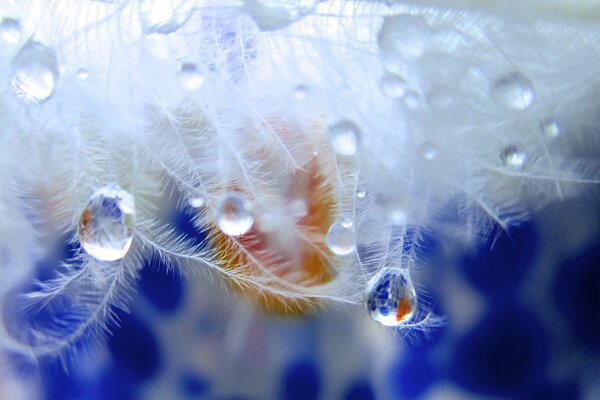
[378,15,430,61]
[289,198,308,219]
[0,17,21,44]
[541,118,561,138]
[365,268,417,326]
[217,192,254,237]
[340,214,354,228]
[178,62,205,91]
[402,90,420,109]
[328,120,361,156]
[356,189,366,199]
[76,68,90,80]
[418,141,438,160]
[491,72,535,110]
[242,0,317,31]
[380,74,408,98]
[293,84,309,100]
[326,221,356,255]
[189,194,205,208]
[500,143,528,170]
[78,184,136,262]
[11,40,59,103]
[139,0,195,34]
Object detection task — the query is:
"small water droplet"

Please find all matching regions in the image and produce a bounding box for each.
[189,195,205,208]
[491,72,535,111]
[427,85,456,110]
[356,189,366,199]
[328,119,361,156]
[242,0,317,31]
[178,62,205,91]
[340,214,354,228]
[378,15,430,61]
[76,68,90,80]
[541,118,560,138]
[418,141,438,160]
[217,192,254,237]
[380,74,408,98]
[139,0,195,34]
[11,40,59,104]
[500,143,528,170]
[402,90,420,109]
[1,17,21,44]
[326,222,356,255]
[365,268,417,326]
[289,198,308,219]
[293,84,309,100]
[78,184,136,262]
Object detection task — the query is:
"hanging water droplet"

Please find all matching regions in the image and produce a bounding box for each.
[365,268,417,326]
[378,15,430,61]
[78,184,135,262]
[10,40,59,103]
[178,62,205,91]
[293,84,309,100]
[380,74,408,98]
[500,143,528,170]
[76,68,90,80]
[189,194,205,208]
[328,119,361,156]
[541,118,561,138]
[491,72,535,111]
[326,221,356,255]
[217,192,254,237]
[139,0,195,34]
[1,17,21,44]
[418,141,438,160]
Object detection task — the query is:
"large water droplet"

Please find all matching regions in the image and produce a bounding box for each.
[78,184,136,262]
[11,40,59,103]
[1,17,21,44]
[491,72,535,111]
[380,73,408,98]
[365,268,417,326]
[378,15,430,61]
[500,143,528,170]
[217,192,254,236]
[328,119,361,156]
[541,118,560,138]
[178,62,205,91]
[326,221,356,255]
[139,0,195,34]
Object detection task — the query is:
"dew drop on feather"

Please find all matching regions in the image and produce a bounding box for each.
[380,73,408,98]
[365,269,417,327]
[500,143,528,170]
[326,221,356,255]
[11,40,59,103]
[418,141,439,160]
[541,118,561,138]
[78,184,136,262]
[139,0,195,34]
[491,72,535,110]
[216,192,254,237]
[0,17,21,44]
[328,119,361,156]
[178,62,205,91]
[378,15,430,61]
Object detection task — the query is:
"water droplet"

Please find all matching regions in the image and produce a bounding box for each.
[491,72,535,110]
[365,268,417,326]
[1,17,21,44]
[541,118,560,138]
[418,141,438,160]
[189,195,205,208]
[328,119,361,156]
[378,15,430,61]
[11,40,59,103]
[356,189,366,199]
[217,192,254,237]
[427,85,456,110]
[78,184,135,262]
[500,143,528,170]
[178,62,205,91]
[139,0,195,34]
[380,74,408,98]
[76,68,90,80]
[340,214,354,228]
[289,198,308,219]
[326,222,356,255]
[293,84,309,100]
[242,0,317,31]
[402,90,420,109]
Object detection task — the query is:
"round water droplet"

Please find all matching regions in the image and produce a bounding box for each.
[491,72,535,110]
[78,184,135,262]
[328,119,361,156]
[178,62,205,91]
[11,40,59,103]
[356,189,366,199]
[500,143,528,170]
[541,118,560,138]
[380,74,408,98]
[242,0,316,31]
[189,195,205,208]
[293,84,309,100]
[289,198,308,219]
[365,268,417,326]
[418,141,438,160]
[326,222,356,255]
[217,192,254,237]
[139,0,195,34]
[378,15,430,61]
[76,68,90,80]
[402,90,420,109]
[1,17,21,44]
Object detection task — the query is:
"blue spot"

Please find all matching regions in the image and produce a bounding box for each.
[281,359,322,400]
[139,257,184,314]
[461,223,536,299]
[107,310,160,382]
[179,370,210,397]
[521,380,579,400]
[390,354,437,399]
[450,303,548,397]
[99,365,137,400]
[344,381,375,400]
[172,208,208,247]
[42,364,82,400]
